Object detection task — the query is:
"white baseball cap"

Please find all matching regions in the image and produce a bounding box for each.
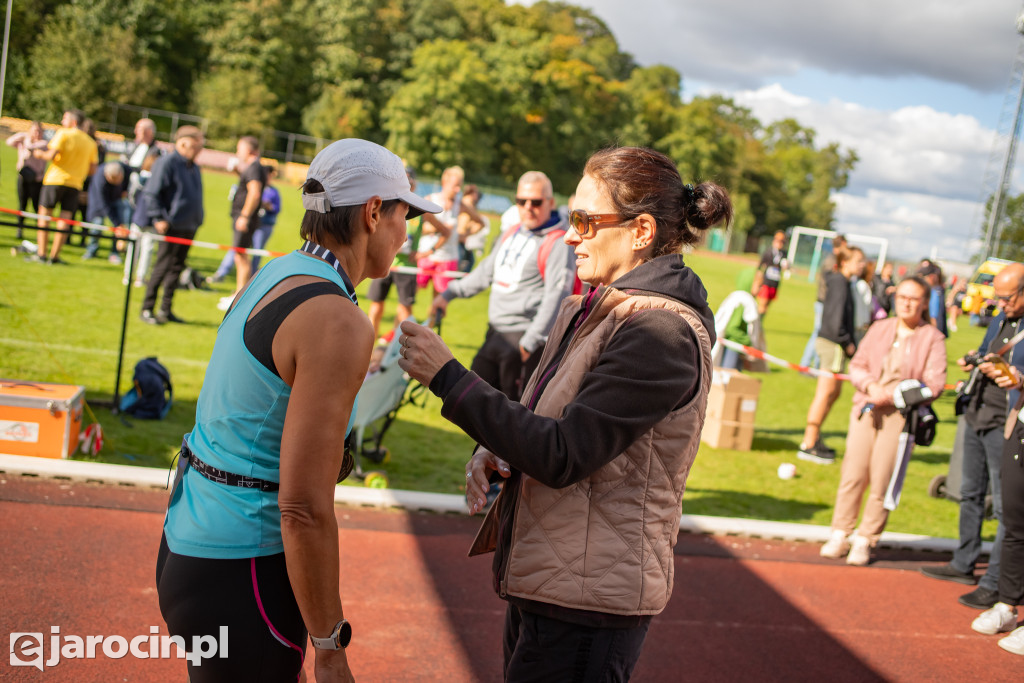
[302,139,441,218]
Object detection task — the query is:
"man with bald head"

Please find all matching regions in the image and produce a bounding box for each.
[922,262,1024,609]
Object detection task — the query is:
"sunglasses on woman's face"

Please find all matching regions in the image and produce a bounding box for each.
[568,209,628,239]
[515,197,546,208]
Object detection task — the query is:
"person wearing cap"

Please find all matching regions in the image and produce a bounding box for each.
[431,170,574,400]
[139,126,205,325]
[155,138,440,683]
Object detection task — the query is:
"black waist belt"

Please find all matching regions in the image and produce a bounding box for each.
[182,443,279,493]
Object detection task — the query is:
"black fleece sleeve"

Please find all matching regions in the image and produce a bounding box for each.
[438,308,700,489]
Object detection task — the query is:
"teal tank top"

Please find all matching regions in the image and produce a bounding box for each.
[164,250,356,558]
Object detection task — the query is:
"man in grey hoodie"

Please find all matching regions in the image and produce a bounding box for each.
[433,171,575,400]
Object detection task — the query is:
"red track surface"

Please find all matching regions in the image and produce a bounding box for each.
[0,475,1017,682]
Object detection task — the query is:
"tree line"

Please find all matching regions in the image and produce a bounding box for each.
[6,0,857,241]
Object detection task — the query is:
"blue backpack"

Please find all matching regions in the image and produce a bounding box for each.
[120,357,173,419]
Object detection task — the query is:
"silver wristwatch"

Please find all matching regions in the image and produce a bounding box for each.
[310,619,352,650]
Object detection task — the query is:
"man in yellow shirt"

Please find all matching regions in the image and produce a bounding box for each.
[32,109,99,264]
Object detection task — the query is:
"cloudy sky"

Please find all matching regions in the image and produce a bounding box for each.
[561,0,1024,262]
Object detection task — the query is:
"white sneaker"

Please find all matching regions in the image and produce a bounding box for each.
[846,533,871,566]
[820,529,850,559]
[216,295,234,312]
[972,602,1018,635]
[998,625,1024,655]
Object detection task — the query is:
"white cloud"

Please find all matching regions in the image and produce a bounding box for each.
[731,85,998,201]
[833,189,984,261]
[573,0,1020,92]
[514,0,1018,262]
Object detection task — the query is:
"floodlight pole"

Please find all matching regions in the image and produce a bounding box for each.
[983,14,1024,259]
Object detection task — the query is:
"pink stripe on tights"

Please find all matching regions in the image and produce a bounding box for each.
[251,558,305,681]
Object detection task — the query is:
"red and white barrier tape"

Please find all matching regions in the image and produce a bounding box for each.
[720,339,850,380]
[3,206,467,276]
[0,206,282,258]
[721,338,960,391]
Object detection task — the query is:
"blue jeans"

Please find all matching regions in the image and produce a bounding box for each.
[721,347,743,370]
[953,425,1005,591]
[85,200,132,256]
[800,301,824,369]
[214,222,275,278]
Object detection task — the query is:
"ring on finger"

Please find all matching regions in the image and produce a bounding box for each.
[465,471,472,479]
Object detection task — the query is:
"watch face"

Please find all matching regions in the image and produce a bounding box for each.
[337,620,352,648]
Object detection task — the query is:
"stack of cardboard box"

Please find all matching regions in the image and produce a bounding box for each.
[701,368,761,450]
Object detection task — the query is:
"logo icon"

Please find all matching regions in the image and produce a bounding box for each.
[10,632,44,670]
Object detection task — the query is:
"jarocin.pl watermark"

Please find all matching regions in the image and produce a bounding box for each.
[9,626,228,671]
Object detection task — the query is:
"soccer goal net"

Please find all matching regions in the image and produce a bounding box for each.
[787,227,889,282]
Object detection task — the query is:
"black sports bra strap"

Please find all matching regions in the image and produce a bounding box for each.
[244,281,348,379]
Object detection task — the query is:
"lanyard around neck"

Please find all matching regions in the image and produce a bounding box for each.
[299,240,357,305]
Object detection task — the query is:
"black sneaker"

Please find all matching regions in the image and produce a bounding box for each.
[959,587,999,610]
[140,309,162,325]
[797,442,836,465]
[920,563,977,585]
[157,311,185,324]
[816,439,837,457]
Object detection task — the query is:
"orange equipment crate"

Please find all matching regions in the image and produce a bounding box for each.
[0,380,85,459]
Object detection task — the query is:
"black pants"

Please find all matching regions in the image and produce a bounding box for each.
[502,604,651,682]
[471,325,544,401]
[16,172,42,233]
[156,535,307,682]
[143,233,192,314]
[999,423,1024,606]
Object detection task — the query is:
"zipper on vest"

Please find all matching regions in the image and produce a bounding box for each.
[497,488,524,599]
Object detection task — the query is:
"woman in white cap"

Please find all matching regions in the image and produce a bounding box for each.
[155,139,440,682]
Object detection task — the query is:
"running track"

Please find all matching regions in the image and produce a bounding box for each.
[0,476,1017,682]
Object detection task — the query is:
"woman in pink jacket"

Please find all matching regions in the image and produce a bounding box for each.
[820,275,947,565]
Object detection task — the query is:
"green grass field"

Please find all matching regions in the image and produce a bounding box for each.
[0,143,998,541]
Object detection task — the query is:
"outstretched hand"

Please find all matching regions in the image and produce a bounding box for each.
[396,319,455,386]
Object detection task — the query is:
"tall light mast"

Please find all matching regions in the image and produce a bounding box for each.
[981,11,1024,259]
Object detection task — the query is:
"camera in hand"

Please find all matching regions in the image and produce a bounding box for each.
[962,351,985,367]
[893,379,933,410]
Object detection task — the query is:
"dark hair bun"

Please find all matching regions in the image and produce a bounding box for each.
[686,181,733,232]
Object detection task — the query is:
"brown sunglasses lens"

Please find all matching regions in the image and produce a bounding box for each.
[569,210,590,236]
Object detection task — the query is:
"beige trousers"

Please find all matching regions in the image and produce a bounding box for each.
[830,406,906,544]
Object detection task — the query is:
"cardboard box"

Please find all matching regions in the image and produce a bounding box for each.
[0,380,85,459]
[702,369,761,450]
[701,418,756,451]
